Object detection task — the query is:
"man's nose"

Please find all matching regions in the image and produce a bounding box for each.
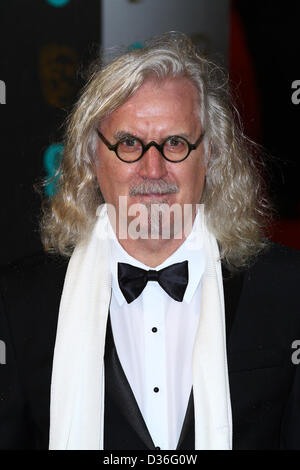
[138,145,168,179]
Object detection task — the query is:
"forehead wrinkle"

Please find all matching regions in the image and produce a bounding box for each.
[104,78,202,142]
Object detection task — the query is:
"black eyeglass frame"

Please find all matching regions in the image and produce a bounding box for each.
[96,129,205,163]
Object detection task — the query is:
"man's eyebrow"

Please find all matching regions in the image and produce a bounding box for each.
[113,130,195,141]
[178,133,193,140]
[113,130,138,141]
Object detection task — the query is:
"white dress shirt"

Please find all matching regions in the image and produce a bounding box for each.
[108,212,206,450]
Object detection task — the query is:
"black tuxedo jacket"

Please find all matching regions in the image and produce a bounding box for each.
[0,242,300,450]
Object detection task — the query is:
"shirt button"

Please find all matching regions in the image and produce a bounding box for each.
[153,387,159,393]
[152,327,158,333]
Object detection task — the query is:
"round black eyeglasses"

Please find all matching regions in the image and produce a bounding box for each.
[96,129,205,163]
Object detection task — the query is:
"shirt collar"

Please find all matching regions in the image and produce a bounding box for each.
[109,209,206,306]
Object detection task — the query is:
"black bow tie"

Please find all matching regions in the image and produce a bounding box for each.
[118,260,189,304]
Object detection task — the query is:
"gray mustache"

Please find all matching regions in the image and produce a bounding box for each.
[129,180,179,196]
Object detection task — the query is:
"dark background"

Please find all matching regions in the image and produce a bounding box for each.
[0,0,299,265]
[231,0,300,248]
[0,0,100,264]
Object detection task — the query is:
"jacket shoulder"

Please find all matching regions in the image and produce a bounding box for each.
[238,242,300,339]
[0,251,68,292]
[0,252,69,356]
[255,241,300,265]
[246,241,300,286]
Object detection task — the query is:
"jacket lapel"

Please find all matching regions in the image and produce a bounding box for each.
[175,265,245,447]
[222,264,245,345]
[176,389,195,449]
[104,314,155,449]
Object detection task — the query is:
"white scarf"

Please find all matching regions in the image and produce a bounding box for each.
[49,204,232,450]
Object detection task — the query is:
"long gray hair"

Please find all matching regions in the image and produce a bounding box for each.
[40,32,272,269]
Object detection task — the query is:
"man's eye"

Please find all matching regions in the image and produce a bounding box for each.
[123,137,137,147]
[166,137,184,147]
[167,137,182,147]
[118,137,141,154]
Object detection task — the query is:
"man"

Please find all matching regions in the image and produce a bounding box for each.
[0,32,300,450]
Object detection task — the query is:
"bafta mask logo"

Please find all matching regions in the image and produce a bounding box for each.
[45,0,70,8]
[39,44,78,108]
[43,143,64,197]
